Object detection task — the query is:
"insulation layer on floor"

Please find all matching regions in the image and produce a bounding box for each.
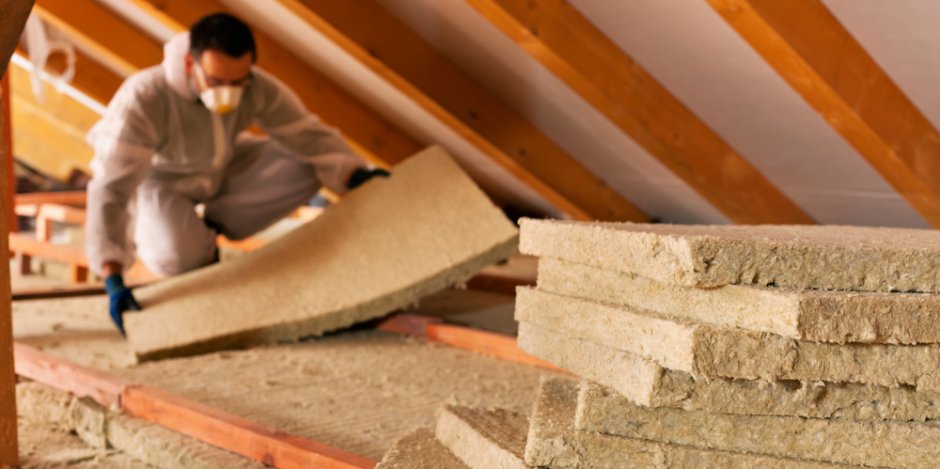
[538,258,940,344]
[125,147,519,360]
[520,219,940,292]
[116,330,554,460]
[517,288,940,390]
[435,404,527,469]
[519,321,940,421]
[527,377,857,469]
[577,379,940,468]
[16,381,260,469]
[375,428,467,469]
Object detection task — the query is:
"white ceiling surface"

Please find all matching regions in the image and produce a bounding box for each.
[220,0,561,216]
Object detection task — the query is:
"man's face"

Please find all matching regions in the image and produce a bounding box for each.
[189,49,253,92]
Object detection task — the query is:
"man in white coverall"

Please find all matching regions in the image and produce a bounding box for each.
[87,13,387,334]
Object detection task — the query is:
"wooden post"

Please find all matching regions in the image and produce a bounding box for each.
[0,68,17,469]
[0,1,35,463]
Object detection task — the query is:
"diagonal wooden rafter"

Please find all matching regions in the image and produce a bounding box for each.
[8,57,96,180]
[122,0,423,167]
[16,43,125,107]
[466,0,814,224]
[708,0,940,227]
[276,0,647,221]
[34,0,163,77]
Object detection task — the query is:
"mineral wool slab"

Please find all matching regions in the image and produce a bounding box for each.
[526,377,858,468]
[520,218,940,292]
[576,379,938,468]
[517,288,940,390]
[518,321,940,421]
[538,257,940,344]
[125,147,518,360]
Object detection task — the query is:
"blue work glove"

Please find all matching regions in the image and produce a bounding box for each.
[105,274,141,336]
[347,167,390,190]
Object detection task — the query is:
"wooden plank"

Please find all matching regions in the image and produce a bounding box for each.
[9,233,86,265]
[378,313,563,372]
[34,0,163,76]
[14,47,123,107]
[14,191,86,206]
[0,1,30,458]
[3,74,14,234]
[466,0,814,224]
[465,273,533,296]
[280,0,647,221]
[121,385,376,469]
[12,343,124,408]
[127,0,422,168]
[14,344,374,468]
[708,0,940,227]
[10,89,94,181]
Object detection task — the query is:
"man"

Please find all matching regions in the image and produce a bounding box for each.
[87,13,385,334]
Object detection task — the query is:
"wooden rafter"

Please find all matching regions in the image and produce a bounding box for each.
[8,59,96,180]
[278,0,647,221]
[15,44,125,107]
[709,0,940,227]
[34,0,163,76]
[124,0,422,167]
[0,0,34,463]
[466,0,814,224]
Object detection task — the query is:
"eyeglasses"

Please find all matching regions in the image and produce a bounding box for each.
[195,64,253,88]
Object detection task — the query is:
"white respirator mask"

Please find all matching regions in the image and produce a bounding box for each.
[193,64,246,114]
[199,85,243,114]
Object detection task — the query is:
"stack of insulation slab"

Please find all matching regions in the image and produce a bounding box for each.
[513,219,940,468]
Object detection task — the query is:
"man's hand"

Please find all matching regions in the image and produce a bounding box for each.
[105,274,141,336]
[346,167,390,190]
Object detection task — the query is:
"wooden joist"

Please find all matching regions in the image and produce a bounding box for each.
[13,343,376,468]
[378,313,563,372]
[122,386,375,469]
[126,0,422,168]
[278,0,647,221]
[34,0,163,76]
[708,0,940,227]
[9,61,96,180]
[466,0,814,224]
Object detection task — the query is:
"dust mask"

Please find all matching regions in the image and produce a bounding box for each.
[199,85,243,114]
[193,64,245,114]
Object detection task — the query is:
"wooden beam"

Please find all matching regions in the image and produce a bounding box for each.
[0,3,30,463]
[8,61,96,180]
[378,314,563,372]
[122,386,376,469]
[34,0,163,76]
[708,0,940,227]
[3,75,14,234]
[14,343,375,468]
[13,343,125,408]
[466,0,814,224]
[126,0,422,168]
[0,0,34,76]
[279,0,646,221]
[14,190,85,206]
[17,46,125,107]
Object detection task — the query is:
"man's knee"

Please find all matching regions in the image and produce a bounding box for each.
[137,239,216,277]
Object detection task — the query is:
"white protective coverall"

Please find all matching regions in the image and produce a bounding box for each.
[86,32,365,277]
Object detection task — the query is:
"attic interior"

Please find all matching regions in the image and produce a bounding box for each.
[3,0,940,468]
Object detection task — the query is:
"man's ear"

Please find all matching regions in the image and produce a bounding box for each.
[184,52,193,75]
